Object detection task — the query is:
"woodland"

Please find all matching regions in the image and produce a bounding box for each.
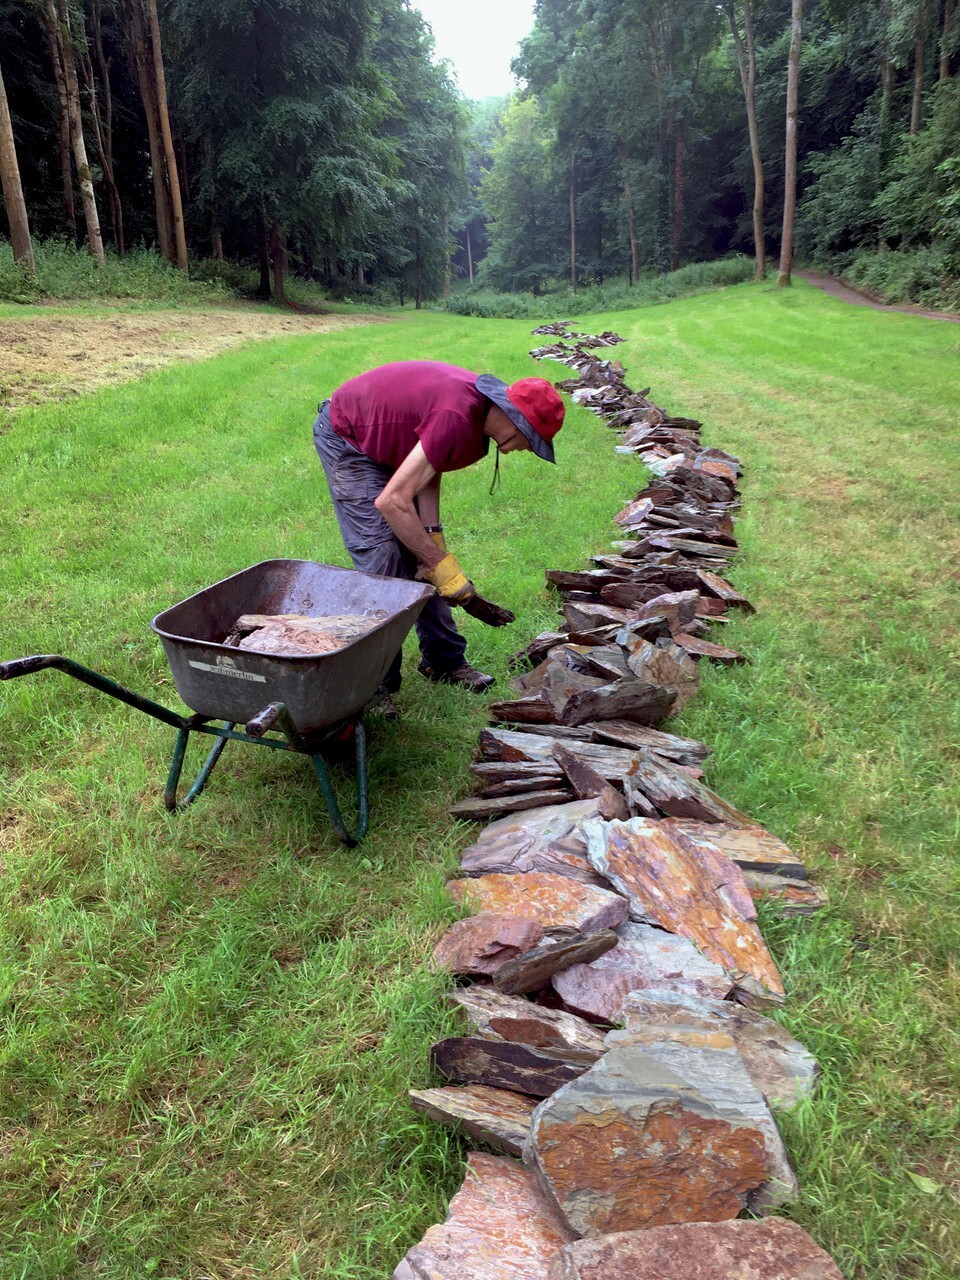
[1,0,959,309]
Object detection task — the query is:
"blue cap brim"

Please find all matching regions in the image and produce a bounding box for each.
[476,374,556,463]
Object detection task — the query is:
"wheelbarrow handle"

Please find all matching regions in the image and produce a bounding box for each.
[0,654,62,680]
[0,652,186,729]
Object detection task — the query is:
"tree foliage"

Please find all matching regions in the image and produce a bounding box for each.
[457,0,960,300]
[0,0,466,299]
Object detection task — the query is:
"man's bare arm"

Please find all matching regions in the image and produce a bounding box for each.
[416,471,442,529]
[374,443,444,567]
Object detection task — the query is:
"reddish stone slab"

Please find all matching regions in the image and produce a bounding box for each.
[584,818,785,1006]
[450,987,608,1059]
[493,931,619,996]
[552,921,733,1021]
[591,1021,797,1210]
[525,1049,769,1237]
[393,1151,576,1279]
[662,817,807,879]
[450,789,574,820]
[432,914,545,977]
[449,872,629,935]
[673,632,747,665]
[548,1218,843,1280]
[458,799,610,887]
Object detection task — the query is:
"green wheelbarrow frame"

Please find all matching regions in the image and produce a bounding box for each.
[0,654,370,845]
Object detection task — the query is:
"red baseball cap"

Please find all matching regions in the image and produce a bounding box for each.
[476,374,564,463]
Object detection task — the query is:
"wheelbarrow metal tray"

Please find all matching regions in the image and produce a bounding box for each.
[151,560,433,734]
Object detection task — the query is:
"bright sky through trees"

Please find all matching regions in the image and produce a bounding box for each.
[412,0,535,99]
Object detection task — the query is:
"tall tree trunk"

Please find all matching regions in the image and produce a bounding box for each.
[255,205,270,298]
[269,222,285,302]
[145,0,187,270]
[414,224,422,310]
[127,1,172,261]
[443,212,451,299]
[671,118,684,272]
[569,166,577,292]
[211,227,223,259]
[727,0,766,279]
[910,8,926,134]
[617,136,639,285]
[0,63,36,275]
[51,0,104,264]
[942,0,956,78]
[466,223,473,283]
[41,4,76,237]
[777,0,803,287]
[88,2,123,253]
[80,48,123,252]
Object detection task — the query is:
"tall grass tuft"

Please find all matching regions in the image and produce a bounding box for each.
[0,241,233,305]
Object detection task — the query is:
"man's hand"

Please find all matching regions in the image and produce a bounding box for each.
[423,552,475,604]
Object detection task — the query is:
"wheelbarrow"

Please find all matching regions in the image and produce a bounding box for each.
[0,560,435,846]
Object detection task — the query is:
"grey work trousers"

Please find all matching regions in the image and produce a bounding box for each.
[313,404,466,692]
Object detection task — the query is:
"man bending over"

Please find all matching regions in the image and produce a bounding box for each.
[313,360,564,704]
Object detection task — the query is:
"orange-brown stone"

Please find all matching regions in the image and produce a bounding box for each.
[548,1218,845,1279]
[431,913,545,976]
[525,1049,769,1238]
[448,872,628,934]
[584,818,784,1005]
[393,1151,576,1279]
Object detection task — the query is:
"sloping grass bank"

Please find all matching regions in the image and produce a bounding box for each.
[0,280,958,1277]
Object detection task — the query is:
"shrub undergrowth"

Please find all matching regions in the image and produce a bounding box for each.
[840,246,960,311]
[0,241,235,305]
[438,256,756,319]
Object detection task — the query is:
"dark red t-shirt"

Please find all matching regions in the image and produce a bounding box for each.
[329,361,491,474]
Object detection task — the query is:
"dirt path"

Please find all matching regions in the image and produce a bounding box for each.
[797,269,960,322]
[0,305,387,410]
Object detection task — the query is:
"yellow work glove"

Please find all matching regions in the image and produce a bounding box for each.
[427,527,447,553]
[423,552,475,604]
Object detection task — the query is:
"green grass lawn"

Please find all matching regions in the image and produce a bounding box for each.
[0,281,958,1278]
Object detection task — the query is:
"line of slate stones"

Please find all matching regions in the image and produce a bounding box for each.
[393,324,842,1280]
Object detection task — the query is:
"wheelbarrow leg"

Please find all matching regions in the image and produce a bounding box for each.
[245,702,370,845]
[308,720,369,847]
[164,724,234,812]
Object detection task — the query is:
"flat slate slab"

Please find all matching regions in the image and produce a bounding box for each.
[409,1084,536,1157]
[431,914,545,977]
[449,872,629,935]
[584,818,785,1006]
[608,988,819,1109]
[592,1021,798,1211]
[662,817,807,878]
[450,987,608,1060]
[552,921,734,1021]
[492,931,619,995]
[524,1048,770,1237]
[547,1218,843,1280]
[393,1151,575,1279]
[431,1037,592,1098]
[458,798,610,887]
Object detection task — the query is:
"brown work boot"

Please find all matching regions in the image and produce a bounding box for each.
[371,688,400,720]
[418,659,495,692]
